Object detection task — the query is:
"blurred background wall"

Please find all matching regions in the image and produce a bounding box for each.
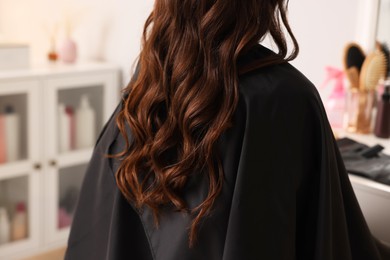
[0,0,365,89]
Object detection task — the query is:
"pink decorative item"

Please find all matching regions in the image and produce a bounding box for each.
[60,38,77,63]
[322,67,346,129]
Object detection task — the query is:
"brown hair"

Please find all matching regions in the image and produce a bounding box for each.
[113,0,298,247]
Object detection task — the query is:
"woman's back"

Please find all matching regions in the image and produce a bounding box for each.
[65,0,390,258]
[65,45,390,259]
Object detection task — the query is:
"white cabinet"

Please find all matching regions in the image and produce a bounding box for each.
[0,62,120,259]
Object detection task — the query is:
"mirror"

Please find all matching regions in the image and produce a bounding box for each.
[377,0,390,44]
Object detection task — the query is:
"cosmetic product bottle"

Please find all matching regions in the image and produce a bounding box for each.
[66,106,76,150]
[323,67,346,129]
[0,115,6,164]
[75,95,96,149]
[58,207,72,229]
[58,103,71,153]
[11,202,28,241]
[374,83,390,138]
[0,207,10,245]
[4,105,20,162]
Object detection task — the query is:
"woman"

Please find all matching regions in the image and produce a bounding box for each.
[65,0,390,259]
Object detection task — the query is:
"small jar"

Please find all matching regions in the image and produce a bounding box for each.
[345,88,377,134]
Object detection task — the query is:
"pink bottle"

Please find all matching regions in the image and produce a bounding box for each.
[58,207,72,229]
[65,106,76,150]
[11,202,28,241]
[0,115,6,163]
[323,67,346,129]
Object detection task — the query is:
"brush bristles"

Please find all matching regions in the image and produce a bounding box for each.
[360,50,387,91]
[380,43,390,77]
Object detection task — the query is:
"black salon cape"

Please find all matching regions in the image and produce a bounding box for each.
[65,45,390,260]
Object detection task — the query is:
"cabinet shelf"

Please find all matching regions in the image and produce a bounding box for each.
[57,148,94,168]
[0,160,33,179]
[0,237,35,258]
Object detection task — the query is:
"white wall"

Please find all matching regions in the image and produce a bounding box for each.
[0,0,377,89]
[0,0,154,85]
[288,0,359,88]
[378,0,390,43]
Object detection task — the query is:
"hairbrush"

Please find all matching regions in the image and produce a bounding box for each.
[345,67,360,90]
[356,50,387,133]
[344,43,366,89]
[359,50,387,91]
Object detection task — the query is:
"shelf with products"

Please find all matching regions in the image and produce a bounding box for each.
[0,79,41,258]
[0,61,120,259]
[0,175,30,243]
[0,170,40,258]
[0,84,38,166]
[44,162,89,243]
[55,84,104,155]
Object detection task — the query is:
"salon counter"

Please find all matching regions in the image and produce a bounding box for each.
[336,130,390,245]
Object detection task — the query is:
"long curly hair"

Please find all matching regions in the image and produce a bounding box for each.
[113,0,298,247]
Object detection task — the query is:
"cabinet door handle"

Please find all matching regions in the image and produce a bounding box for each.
[49,160,57,167]
[33,163,42,170]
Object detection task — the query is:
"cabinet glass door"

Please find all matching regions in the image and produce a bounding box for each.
[0,173,40,259]
[0,175,30,245]
[0,80,40,165]
[44,72,117,243]
[0,93,28,164]
[0,80,41,259]
[45,74,111,157]
[56,86,104,154]
[57,163,87,230]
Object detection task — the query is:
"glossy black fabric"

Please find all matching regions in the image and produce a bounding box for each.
[65,45,390,260]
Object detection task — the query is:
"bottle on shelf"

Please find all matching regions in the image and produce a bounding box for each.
[0,115,6,164]
[374,81,390,139]
[58,103,71,153]
[0,207,11,245]
[66,106,76,150]
[75,95,96,149]
[11,202,28,241]
[4,105,20,162]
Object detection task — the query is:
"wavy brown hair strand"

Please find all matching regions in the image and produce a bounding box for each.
[111,0,298,247]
